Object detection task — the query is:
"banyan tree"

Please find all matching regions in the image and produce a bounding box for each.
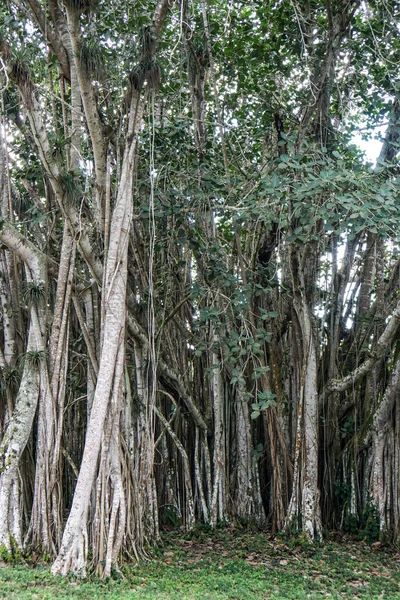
[0,0,399,576]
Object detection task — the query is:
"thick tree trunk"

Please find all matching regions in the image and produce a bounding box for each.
[0,220,48,551]
[300,309,321,539]
[51,158,132,575]
[0,329,39,549]
[286,248,322,539]
[372,357,400,537]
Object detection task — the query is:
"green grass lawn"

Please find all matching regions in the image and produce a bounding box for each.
[1,529,399,599]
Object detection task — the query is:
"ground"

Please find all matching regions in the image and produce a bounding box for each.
[0,528,399,599]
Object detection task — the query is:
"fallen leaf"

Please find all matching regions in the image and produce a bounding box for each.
[349,580,368,588]
[371,542,382,550]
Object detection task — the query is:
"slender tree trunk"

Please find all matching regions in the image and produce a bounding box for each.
[210,332,227,525]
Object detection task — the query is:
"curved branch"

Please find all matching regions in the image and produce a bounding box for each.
[324,298,400,395]
[0,218,47,281]
[22,0,70,80]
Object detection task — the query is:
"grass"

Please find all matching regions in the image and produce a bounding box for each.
[0,528,399,599]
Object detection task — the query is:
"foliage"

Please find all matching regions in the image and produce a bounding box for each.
[58,170,85,207]
[21,282,46,306]
[359,506,381,545]
[24,350,45,367]
[0,538,22,564]
[0,365,22,394]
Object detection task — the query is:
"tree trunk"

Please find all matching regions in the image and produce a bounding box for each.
[0,328,39,549]
[51,146,133,575]
[286,247,322,539]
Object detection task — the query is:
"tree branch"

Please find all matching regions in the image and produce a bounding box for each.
[324,298,400,395]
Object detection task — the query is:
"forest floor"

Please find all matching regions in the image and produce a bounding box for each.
[0,527,399,599]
